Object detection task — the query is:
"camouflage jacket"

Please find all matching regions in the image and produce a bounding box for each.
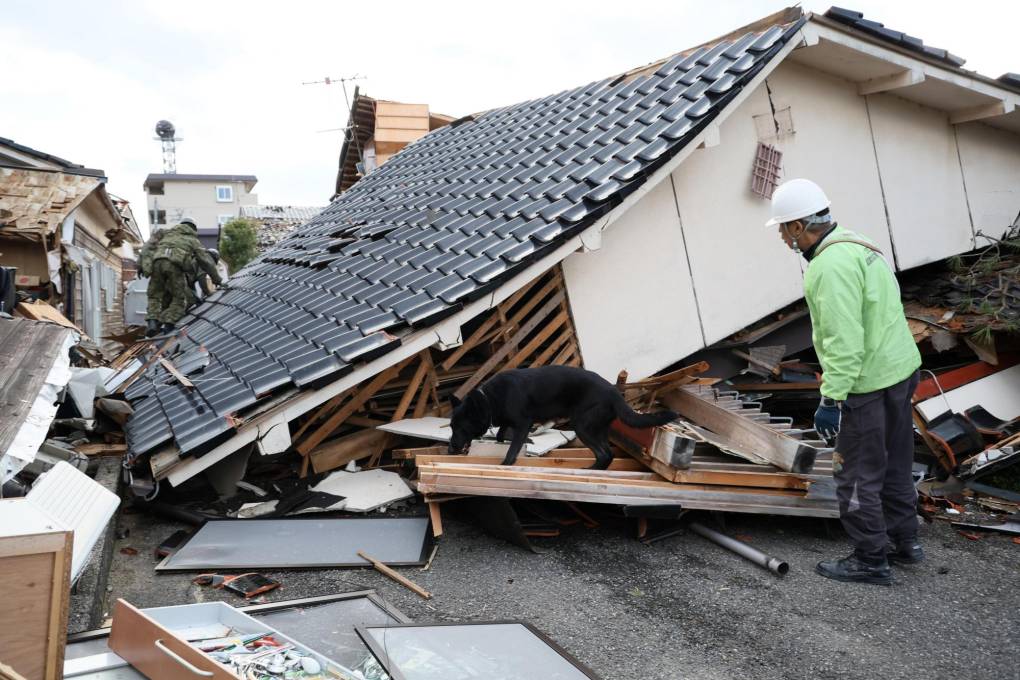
[138,230,165,277]
[153,223,222,285]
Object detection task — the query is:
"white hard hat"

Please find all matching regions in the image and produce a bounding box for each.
[765,178,831,227]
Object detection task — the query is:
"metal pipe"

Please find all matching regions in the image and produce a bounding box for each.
[689,521,789,576]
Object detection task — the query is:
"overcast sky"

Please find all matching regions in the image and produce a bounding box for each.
[3,1,1017,238]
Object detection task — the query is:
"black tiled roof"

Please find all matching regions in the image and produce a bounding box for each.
[824,7,966,68]
[124,17,804,459]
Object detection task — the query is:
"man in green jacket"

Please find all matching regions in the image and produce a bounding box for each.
[767,179,922,585]
[146,218,222,336]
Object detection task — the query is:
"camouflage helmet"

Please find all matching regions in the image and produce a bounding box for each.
[179,217,198,230]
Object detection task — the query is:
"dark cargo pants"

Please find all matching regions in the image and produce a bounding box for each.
[834,370,920,560]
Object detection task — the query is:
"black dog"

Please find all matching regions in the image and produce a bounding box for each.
[448,365,678,470]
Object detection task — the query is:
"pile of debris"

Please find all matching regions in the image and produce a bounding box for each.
[239,205,324,253]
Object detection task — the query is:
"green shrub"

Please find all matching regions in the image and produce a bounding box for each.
[219,218,258,273]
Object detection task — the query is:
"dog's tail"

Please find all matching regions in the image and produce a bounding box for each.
[612,395,678,429]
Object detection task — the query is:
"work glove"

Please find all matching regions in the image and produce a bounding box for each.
[814,397,842,447]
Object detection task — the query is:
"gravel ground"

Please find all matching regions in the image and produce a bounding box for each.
[100,500,1020,680]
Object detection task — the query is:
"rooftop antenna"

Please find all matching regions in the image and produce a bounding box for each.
[302,74,367,135]
[154,120,181,174]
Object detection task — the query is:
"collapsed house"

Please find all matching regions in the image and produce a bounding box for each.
[240,205,327,252]
[118,7,1020,497]
[0,136,143,348]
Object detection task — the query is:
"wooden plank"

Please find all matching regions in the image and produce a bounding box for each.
[661,388,819,473]
[73,443,128,457]
[393,354,430,421]
[309,429,393,475]
[14,300,83,334]
[530,327,573,367]
[291,388,352,442]
[454,291,565,398]
[414,454,647,471]
[297,359,409,455]
[416,469,839,516]
[416,479,840,517]
[427,501,443,538]
[501,310,569,371]
[357,551,432,599]
[392,445,448,460]
[551,341,576,366]
[158,358,193,388]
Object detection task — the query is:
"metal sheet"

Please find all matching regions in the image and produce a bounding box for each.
[156,517,432,571]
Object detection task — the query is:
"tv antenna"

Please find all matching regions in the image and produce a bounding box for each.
[154,120,182,174]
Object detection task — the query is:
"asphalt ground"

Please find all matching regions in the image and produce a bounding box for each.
[97,497,1020,680]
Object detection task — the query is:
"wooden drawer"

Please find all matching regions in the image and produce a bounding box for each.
[108,599,346,680]
[109,600,238,680]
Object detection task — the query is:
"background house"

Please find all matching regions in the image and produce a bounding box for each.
[143,173,258,247]
[239,204,325,253]
[0,136,143,345]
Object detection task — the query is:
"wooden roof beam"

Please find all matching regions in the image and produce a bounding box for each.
[950,99,1015,125]
[858,68,924,95]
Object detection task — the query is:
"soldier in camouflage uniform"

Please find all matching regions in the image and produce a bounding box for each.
[145,218,222,336]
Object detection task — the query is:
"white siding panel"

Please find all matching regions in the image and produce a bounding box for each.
[955,122,1020,233]
[670,85,805,345]
[562,180,702,382]
[867,93,973,269]
[764,62,895,266]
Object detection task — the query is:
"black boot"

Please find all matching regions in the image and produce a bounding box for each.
[145,319,160,337]
[161,322,176,335]
[816,552,893,585]
[887,540,924,565]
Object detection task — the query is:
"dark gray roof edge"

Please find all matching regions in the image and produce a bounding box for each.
[0,162,107,181]
[144,173,258,186]
[815,9,1020,95]
[0,137,106,178]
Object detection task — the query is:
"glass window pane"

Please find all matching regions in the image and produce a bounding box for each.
[362,623,593,680]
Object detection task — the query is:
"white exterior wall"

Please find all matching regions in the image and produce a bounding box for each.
[146,180,258,233]
[955,122,1020,233]
[562,180,702,381]
[763,62,895,265]
[866,93,973,268]
[564,57,1020,380]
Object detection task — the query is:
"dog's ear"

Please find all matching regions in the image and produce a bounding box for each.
[449,395,462,409]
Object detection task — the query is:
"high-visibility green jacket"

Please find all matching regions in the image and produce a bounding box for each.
[803,226,921,401]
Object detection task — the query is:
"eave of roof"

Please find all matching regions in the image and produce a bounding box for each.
[0,136,105,177]
[144,173,258,192]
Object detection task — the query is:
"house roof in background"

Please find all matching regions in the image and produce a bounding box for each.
[0,136,106,178]
[143,173,258,192]
[240,205,324,222]
[123,8,806,460]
